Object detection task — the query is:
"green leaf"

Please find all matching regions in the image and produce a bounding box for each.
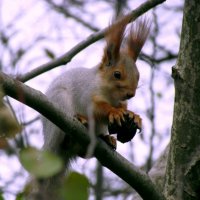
[156,92,162,98]
[60,171,90,200]
[16,192,25,200]
[0,192,4,200]
[0,138,9,149]
[19,147,63,178]
[44,48,55,59]
[0,88,22,138]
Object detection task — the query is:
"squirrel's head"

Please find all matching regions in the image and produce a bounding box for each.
[99,17,150,103]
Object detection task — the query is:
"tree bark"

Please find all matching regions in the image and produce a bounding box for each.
[164,0,200,199]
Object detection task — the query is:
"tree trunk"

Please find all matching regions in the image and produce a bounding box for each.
[164,0,200,199]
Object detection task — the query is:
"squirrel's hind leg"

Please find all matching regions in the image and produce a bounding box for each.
[100,135,117,150]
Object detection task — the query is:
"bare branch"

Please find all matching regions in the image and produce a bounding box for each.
[0,71,165,200]
[21,116,40,126]
[18,0,166,83]
[45,0,99,32]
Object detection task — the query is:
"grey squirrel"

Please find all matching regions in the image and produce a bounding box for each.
[41,16,150,198]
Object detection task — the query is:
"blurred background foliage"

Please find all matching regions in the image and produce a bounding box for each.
[0,0,183,199]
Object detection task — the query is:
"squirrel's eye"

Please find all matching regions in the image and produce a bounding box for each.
[113,71,121,79]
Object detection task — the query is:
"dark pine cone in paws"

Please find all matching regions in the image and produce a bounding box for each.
[108,113,140,143]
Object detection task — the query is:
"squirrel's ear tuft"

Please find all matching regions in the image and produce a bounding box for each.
[126,18,150,61]
[102,17,129,67]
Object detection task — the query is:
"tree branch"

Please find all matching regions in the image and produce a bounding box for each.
[45,0,99,32]
[18,0,166,83]
[0,72,165,200]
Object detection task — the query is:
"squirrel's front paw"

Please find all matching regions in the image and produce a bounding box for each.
[108,111,142,143]
[126,111,142,130]
[108,107,126,126]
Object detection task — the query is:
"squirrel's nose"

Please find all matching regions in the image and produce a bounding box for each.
[126,93,134,99]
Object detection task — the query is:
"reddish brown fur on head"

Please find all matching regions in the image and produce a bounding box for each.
[99,17,150,104]
[126,19,150,61]
[101,17,150,67]
[102,17,130,66]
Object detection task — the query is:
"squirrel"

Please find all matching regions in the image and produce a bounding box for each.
[40,16,150,198]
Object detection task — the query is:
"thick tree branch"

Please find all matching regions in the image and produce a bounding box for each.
[0,72,165,200]
[18,0,165,83]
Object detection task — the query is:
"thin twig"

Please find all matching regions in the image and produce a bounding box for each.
[21,116,40,126]
[46,0,99,32]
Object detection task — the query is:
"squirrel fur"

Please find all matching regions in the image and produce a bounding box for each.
[40,17,150,198]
